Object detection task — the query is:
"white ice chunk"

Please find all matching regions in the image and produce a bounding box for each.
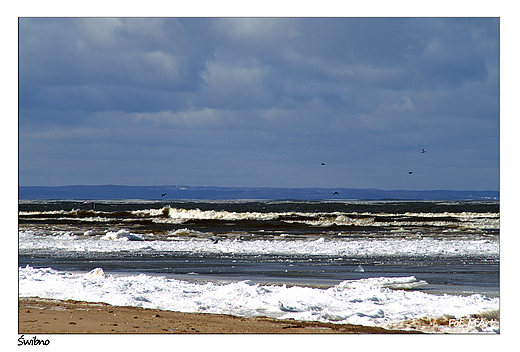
[84,268,106,279]
[101,230,144,241]
[355,265,365,272]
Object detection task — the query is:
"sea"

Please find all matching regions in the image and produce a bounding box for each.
[18,199,500,333]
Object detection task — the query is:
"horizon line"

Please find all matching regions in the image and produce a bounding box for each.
[18,184,500,192]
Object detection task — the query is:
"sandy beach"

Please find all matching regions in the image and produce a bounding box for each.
[19,297,421,334]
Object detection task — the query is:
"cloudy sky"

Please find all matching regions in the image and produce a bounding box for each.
[18,17,499,191]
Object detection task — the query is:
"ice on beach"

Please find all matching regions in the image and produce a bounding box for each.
[337,276,428,290]
[84,268,106,279]
[101,230,144,241]
[18,265,499,333]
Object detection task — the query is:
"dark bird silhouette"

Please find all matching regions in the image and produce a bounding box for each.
[408,171,413,174]
[161,193,167,197]
[333,192,339,196]
[321,163,325,165]
[420,149,426,153]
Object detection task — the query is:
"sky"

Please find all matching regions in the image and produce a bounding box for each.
[18,17,500,191]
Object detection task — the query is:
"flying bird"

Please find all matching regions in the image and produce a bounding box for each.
[321,163,325,165]
[420,149,426,153]
[161,193,167,197]
[333,192,339,196]
[408,171,413,174]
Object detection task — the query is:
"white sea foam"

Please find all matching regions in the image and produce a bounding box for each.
[18,265,499,333]
[19,207,500,230]
[133,207,282,222]
[18,230,499,257]
[284,212,499,230]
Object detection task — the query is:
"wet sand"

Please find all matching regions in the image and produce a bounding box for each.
[19,297,420,334]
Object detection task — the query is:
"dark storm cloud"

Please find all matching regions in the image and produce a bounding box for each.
[19,17,499,190]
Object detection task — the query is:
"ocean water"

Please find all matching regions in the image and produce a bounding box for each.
[18,199,499,333]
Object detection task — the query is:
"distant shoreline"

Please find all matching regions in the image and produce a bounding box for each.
[18,185,499,201]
